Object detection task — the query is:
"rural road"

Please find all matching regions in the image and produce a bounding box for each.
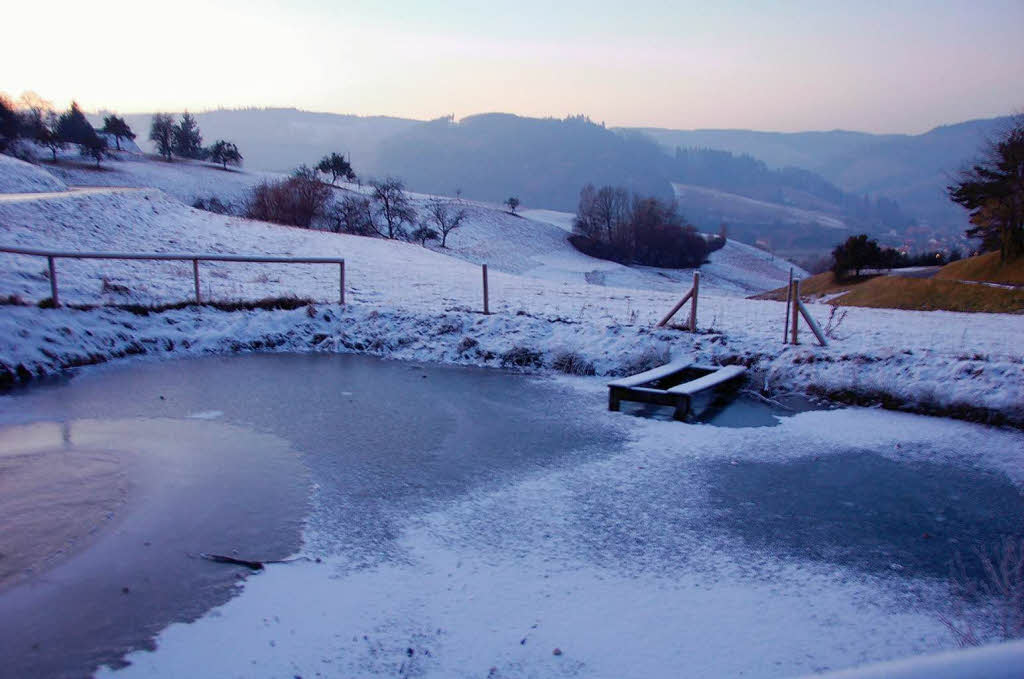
[888,266,942,279]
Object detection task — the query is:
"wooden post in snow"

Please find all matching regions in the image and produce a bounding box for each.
[48,256,59,307]
[790,279,800,344]
[688,271,699,332]
[657,288,693,327]
[339,261,345,305]
[482,264,490,314]
[192,258,201,304]
[783,268,793,344]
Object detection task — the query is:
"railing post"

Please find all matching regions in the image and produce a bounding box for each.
[482,263,490,314]
[48,256,60,308]
[339,260,345,305]
[192,258,201,304]
[790,279,800,344]
[689,271,699,332]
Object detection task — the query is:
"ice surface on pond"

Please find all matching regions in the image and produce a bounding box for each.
[84,360,1023,678]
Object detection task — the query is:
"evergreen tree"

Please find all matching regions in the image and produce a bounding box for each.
[149,113,175,160]
[171,112,203,159]
[0,95,19,152]
[101,114,135,151]
[948,119,1024,262]
[55,101,97,145]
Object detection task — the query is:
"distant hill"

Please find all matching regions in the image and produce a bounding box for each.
[95,107,1012,256]
[627,116,1013,233]
[374,113,675,211]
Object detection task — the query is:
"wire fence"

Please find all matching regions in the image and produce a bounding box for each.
[0,245,1018,362]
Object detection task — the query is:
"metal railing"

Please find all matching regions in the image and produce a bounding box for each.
[0,245,346,306]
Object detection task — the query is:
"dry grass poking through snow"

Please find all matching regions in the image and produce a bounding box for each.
[941,538,1024,647]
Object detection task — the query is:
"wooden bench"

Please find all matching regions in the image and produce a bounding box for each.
[608,360,746,420]
[667,365,746,418]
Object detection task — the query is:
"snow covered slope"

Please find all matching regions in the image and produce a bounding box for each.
[37,156,803,296]
[0,155,68,194]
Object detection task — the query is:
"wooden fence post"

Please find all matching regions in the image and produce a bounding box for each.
[339,260,345,305]
[790,279,800,344]
[48,256,59,307]
[783,268,793,343]
[482,263,490,314]
[689,271,699,332]
[192,258,201,304]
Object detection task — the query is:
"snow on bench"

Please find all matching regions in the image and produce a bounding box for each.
[667,365,747,396]
[609,360,747,420]
[607,358,693,389]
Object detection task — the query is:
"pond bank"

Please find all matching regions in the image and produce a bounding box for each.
[1,303,1021,427]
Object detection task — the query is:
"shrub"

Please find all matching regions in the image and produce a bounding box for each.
[244,176,331,228]
[192,195,232,215]
[551,350,596,376]
[572,185,710,268]
[500,346,543,369]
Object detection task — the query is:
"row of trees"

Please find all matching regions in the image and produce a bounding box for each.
[0,94,131,167]
[149,113,241,169]
[244,171,469,248]
[572,183,723,268]
[831,234,963,279]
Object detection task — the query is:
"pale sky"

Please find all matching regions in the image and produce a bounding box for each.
[3,0,1022,133]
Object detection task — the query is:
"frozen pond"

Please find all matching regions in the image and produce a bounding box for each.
[1,354,1022,678]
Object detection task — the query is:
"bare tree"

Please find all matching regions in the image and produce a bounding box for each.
[328,194,375,235]
[504,196,520,213]
[370,177,416,239]
[573,183,599,238]
[426,199,468,247]
[593,186,630,244]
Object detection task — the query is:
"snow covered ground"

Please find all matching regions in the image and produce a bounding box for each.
[0,155,1021,422]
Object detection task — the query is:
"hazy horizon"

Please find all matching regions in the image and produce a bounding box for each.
[84,106,1018,138]
[4,0,1022,135]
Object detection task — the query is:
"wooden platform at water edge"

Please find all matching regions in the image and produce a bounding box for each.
[608,358,747,421]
